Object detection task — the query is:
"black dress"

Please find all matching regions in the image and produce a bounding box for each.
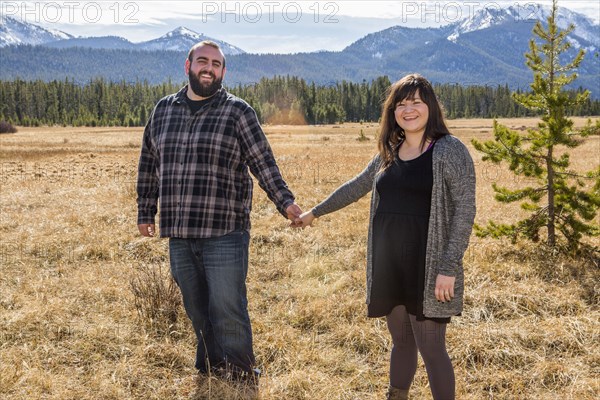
[369,142,450,323]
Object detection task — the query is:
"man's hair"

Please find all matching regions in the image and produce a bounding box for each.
[188,40,226,68]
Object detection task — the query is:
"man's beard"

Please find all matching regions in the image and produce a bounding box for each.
[188,71,223,98]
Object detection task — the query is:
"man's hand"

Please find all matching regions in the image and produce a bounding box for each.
[286,203,303,227]
[138,224,156,237]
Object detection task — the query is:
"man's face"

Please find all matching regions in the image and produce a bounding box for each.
[185,45,226,98]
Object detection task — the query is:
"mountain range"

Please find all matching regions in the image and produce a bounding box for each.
[0,15,73,45]
[0,17,245,54]
[1,5,598,95]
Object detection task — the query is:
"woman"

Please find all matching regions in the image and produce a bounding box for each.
[296,74,476,400]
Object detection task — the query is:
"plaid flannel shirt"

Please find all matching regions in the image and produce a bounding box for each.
[136,86,295,238]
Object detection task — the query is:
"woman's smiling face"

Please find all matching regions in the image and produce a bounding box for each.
[394,89,429,136]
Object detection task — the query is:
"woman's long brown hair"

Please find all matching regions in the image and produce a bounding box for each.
[378,74,450,171]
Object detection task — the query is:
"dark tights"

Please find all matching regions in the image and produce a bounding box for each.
[386,305,455,400]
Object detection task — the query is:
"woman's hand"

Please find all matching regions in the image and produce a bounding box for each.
[435,274,456,303]
[293,211,316,228]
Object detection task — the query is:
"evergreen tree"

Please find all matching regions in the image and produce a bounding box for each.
[472,0,600,251]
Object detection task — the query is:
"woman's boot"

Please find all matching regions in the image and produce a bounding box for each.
[386,385,409,400]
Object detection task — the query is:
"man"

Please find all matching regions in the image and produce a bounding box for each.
[136,40,302,381]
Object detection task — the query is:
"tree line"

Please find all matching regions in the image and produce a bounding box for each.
[1,76,598,127]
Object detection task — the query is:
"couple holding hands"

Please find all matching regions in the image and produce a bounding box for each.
[137,41,476,399]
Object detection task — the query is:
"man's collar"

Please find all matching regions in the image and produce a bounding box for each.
[175,85,226,107]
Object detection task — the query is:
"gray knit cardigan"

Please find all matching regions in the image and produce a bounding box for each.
[311,134,476,318]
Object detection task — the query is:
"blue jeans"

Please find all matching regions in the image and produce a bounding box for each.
[169,230,255,373]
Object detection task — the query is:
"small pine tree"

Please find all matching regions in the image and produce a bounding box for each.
[472,0,600,252]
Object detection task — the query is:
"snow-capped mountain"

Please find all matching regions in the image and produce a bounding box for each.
[0,15,72,46]
[136,26,245,55]
[345,4,598,61]
[345,25,453,57]
[0,19,246,54]
[546,5,600,47]
[335,3,598,93]
[447,4,599,46]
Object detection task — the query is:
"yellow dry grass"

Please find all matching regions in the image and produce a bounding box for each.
[0,118,598,400]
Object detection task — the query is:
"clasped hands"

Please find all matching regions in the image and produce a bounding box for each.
[285,203,314,228]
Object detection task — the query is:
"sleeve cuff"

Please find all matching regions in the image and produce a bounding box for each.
[437,262,458,277]
[280,199,294,217]
[137,213,156,225]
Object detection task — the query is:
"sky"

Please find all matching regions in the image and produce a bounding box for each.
[1,1,599,53]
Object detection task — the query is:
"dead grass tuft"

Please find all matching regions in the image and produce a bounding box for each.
[129,262,182,337]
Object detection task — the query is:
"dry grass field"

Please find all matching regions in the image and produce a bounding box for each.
[0,118,598,400]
